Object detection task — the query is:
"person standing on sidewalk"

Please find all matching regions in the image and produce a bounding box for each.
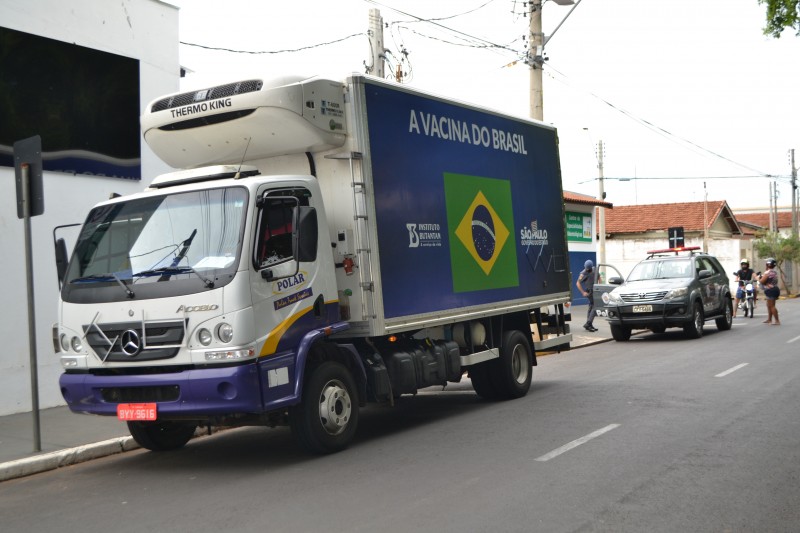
[576,259,597,332]
[759,258,781,325]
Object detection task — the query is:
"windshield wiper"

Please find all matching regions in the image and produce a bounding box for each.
[133,266,214,289]
[72,272,135,298]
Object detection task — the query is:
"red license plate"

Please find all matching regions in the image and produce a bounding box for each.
[117,403,157,421]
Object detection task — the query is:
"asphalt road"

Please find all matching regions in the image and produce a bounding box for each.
[2,300,799,533]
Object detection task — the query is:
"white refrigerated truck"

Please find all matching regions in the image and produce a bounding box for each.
[54,74,572,453]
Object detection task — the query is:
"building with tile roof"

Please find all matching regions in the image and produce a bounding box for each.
[600,200,750,281]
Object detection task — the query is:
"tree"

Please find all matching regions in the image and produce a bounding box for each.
[760,0,800,37]
[752,230,800,294]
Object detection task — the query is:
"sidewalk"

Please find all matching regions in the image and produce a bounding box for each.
[0,304,610,481]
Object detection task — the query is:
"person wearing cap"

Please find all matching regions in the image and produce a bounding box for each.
[576,259,598,332]
[733,258,756,318]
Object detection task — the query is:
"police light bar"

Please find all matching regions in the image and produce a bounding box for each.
[646,246,701,255]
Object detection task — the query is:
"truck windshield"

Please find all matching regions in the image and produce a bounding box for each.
[62,187,248,303]
[628,258,692,281]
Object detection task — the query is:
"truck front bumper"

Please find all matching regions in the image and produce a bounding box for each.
[59,353,298,419]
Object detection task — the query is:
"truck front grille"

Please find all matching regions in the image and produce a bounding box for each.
[83,320,186,363]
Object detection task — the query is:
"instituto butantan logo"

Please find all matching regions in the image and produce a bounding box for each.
[444,173,519,292]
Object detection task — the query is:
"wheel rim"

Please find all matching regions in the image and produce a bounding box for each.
[317,379,352,436]
[511,344,530,385]
[695,307,703,332]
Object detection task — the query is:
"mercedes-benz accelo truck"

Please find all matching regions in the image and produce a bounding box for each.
[54,74,572,453]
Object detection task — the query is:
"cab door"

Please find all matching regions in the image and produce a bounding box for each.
[249,186,326,360]
[592,263,625,318]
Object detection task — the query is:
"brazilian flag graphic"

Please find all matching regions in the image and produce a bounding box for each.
[444,172,519,293]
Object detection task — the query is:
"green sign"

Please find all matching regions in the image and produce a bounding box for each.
[565,211,593,243]
[444,172,519,293]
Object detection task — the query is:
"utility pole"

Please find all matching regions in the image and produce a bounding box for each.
[597,140,606,265]
[528,1,544,121]
[791,149,798,294]
[368,8,385,79]
[791,149,798,236]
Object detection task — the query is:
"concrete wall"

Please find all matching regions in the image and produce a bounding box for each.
[0,0,178,415]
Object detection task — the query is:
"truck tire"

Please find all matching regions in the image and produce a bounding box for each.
[683,302,704,339]
[290,361,359,454]
[469,360,501,400]
[127,421,197,451]
[715,298,733,331]
[494,330,533,399]
[610,324,631,341]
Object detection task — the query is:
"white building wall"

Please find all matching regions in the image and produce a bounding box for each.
[0,0,179,415]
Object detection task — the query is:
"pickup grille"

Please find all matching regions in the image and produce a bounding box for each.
[619,291,668,303]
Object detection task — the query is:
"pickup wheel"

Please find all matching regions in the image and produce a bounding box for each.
[715,298,733,331]
[290,361,359,454]
[683,302,704,339]
[610,324,632,341]
[127,421,197,451]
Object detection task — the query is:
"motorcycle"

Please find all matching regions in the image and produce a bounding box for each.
[738,278,756,318]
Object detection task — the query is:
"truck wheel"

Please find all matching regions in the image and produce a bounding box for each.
[715,298,733,331]
[610,324,631,341]
[494,330,533,399]
[290,361,359,454]
[127,421,197,451]
[469,361,501,400]
[683,302,704,339]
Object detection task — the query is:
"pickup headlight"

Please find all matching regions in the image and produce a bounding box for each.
[665,287,689,300]
[608,292,623,304]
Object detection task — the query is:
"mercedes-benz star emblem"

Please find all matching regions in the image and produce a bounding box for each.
[120,329,141,357]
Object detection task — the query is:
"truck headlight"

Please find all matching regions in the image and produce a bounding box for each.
[216,323,234,343]
[198,328,213,346]
[608,292,623,304]
[70,336,83,352]
[60,334,70,352]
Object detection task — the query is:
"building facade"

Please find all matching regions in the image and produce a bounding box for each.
[0,0,179,415]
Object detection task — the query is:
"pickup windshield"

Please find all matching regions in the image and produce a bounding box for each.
[627,258,692,282]
[62,187,248,303]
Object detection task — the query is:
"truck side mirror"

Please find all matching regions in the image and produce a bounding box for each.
[55,237,69,288]
[608,276,623,285]
[294,206,318,263]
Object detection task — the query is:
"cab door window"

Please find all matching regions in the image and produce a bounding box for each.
[253,188,311,270]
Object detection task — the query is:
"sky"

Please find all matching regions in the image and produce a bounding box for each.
[168,0,800,211]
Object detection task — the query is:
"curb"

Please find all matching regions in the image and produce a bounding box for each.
[0,436,139,482]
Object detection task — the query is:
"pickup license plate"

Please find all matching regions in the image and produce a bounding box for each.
[117,403,157,421]
[632,305,653,313]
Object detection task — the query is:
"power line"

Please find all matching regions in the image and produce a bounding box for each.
[179,33,365,54]
[544,64,780,180]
